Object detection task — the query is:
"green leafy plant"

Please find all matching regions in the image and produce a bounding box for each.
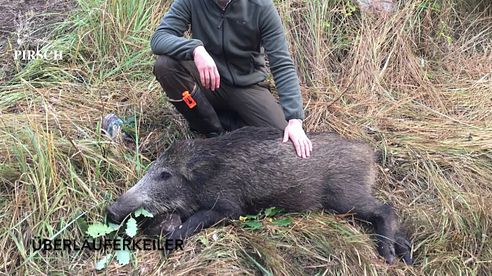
[86,207,154,270]
[239,207,293,230]
[342,1,358,17]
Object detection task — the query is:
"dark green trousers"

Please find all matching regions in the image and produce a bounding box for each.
[153,55,288,133]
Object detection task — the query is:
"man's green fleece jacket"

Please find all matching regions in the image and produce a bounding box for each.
[150,0,304,121]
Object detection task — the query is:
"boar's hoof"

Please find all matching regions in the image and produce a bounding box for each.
[378,242,396,264]
[395,235,413,265]
[379,234,413,265]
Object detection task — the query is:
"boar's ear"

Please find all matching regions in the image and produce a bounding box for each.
[181,155,221,183]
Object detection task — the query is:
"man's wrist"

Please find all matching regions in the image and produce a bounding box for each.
[288,119,303,125]
[193,45,205,59]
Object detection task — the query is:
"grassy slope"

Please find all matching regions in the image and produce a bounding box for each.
[0,0,491,274]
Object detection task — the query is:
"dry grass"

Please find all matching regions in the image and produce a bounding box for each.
[0,0,491,274]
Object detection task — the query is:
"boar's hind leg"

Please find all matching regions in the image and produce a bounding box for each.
[370,203,401,264]
[322,193,400,264]
[360,202,413,265]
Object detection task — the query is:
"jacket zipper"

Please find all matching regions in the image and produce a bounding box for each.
[218,1,236,86]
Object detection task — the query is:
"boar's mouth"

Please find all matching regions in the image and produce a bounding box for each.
[106,196,177,224]
[106,204,182,237]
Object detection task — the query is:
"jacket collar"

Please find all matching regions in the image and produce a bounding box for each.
[215,0,233,10]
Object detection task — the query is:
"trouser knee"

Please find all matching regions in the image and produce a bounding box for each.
[153,56,224,136]
[153,55,180,79]
[153,55,194,99]
[170,86,224,137]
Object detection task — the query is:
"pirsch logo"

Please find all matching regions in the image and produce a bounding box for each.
[14,47,63,61]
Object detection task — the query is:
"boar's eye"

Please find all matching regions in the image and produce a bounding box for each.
[159,171,172,180]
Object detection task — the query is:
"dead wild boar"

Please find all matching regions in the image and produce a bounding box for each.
[106,127,412,264]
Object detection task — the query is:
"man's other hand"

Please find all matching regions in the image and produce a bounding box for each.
[193,46,220,91]
[282,119,313,158]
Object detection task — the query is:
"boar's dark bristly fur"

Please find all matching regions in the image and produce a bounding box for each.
[106,127,413,264]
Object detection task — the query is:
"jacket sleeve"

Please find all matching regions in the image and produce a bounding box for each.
[150,0,203,60]
[259,1,304,121]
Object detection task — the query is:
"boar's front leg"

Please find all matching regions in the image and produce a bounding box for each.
[143,213,182,237]
[165,208,235,252]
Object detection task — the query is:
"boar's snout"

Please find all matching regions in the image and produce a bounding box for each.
[106,175,154,223]
[106,191,148,223]
[106,204,125,224]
